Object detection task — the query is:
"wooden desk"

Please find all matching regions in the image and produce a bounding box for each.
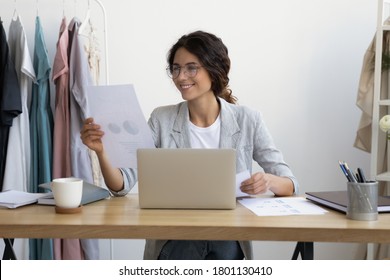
[1,194,390,259]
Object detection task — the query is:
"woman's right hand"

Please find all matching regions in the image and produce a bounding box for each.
[80,117,125,192]
[80,117,105,154]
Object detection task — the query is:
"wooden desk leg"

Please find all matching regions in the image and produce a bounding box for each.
[291,242,313,260]
[2,238,17,260]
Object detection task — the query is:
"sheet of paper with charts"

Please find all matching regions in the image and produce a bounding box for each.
[87,84,155,168]
[238,196,328,216]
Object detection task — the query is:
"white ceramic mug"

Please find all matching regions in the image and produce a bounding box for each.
[52,177,83,208]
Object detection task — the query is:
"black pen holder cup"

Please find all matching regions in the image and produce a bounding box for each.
[347,181,378,221]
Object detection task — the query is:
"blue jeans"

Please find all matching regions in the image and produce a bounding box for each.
[158,240,244,260]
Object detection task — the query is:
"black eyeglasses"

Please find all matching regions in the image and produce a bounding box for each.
[166,64,203,79]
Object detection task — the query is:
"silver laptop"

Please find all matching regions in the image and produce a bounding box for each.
[137,148,236,209]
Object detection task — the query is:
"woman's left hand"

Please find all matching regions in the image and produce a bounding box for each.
[240,172,294,196]
[240,172,271,195]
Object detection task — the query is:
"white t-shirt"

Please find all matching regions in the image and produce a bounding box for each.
[189,114,221,148]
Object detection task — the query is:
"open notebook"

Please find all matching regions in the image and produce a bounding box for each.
[137,148,236,209]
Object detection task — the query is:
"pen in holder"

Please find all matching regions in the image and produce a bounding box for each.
[346,181,378,221]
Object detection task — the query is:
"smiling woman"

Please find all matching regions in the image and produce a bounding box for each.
[80,30,298,261]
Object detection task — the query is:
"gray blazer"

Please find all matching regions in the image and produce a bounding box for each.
[117,98,299,260]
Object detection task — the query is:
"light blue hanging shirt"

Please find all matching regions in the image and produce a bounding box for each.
[29,16,54,260]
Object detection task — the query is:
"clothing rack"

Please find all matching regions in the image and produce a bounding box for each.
[2,0,113,260]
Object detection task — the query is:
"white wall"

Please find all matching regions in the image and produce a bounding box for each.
[1,0,377,259]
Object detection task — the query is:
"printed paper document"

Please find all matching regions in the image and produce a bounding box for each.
[87,84,155,168]
[238,196,328,216]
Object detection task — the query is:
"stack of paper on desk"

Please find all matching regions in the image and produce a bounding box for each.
[0,190,52,208]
